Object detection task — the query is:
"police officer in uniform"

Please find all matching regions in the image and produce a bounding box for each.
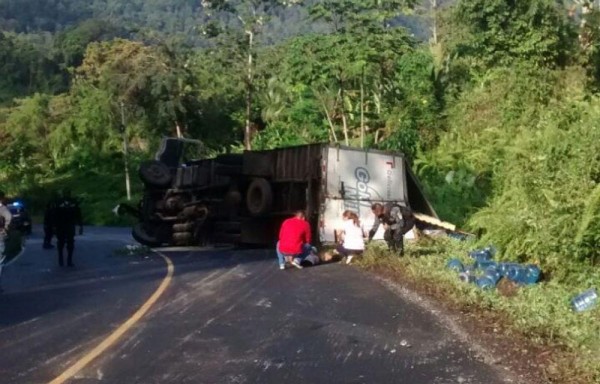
[54,189,83,267]
[43,192,59,249]
[369,202,415,256]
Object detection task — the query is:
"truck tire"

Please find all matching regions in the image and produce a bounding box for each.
[132,224,163,247]
[180,205,209,222]
[246,178,273,216]
[139,160,172,188]
[172,231,193,246]
[173,222,193,233]
[172,232,192,241]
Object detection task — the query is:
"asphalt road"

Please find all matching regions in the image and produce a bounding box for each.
[0,227,516,384]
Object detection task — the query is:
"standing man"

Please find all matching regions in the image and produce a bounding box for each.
[0,191,13,291]
[368,202,415,256]
[0,191,12,259]
[43,191,58,249]
[276,210,314,270]
[54,189,83,267]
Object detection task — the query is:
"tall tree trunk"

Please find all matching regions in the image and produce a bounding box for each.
[360,70,365,148]
[338,84,349,146]
[431,0,438,45]
[175,121,183,138]
[579,1,595,50]
[244,30,254,150]
[319,98,338,143]
[119,102,131,201]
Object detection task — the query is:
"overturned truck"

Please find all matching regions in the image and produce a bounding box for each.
[128,138,439,247]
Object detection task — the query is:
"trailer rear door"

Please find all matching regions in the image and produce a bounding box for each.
[319,146,408,243]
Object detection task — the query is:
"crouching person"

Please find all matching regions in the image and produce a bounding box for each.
[336,210,365,265]
[276,210,315,270]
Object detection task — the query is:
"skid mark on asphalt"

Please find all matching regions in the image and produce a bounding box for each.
[118,265,277,377]
[0,312,94,350]
[0,316,41,336]
[5,261,167,296]
[47,252,174,384]
[15,341,92,380]
[158,267,242,315]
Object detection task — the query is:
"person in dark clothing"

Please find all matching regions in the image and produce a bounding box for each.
[54,189,83,267]
[43,192,59,249]
[368,202,415,256]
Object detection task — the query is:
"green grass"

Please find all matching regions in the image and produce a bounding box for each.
[358,237,600,384]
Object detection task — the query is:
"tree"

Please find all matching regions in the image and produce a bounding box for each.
[276,18,428,151]
[450,0,576,69]
[201,0,303,149]
[53,19,127,70]
[0,32,64,105]
[73,38,200,142]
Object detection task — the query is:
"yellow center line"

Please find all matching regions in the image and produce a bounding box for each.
[48,253,174,384]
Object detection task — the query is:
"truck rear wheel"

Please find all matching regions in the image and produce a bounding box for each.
[172,231,192,245]
[246,178,273,216]
[132,224,163,247]
[139,160,172,188]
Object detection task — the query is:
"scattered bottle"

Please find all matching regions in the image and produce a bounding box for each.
[484,266,501,284]
[498,262,519,277]
[469,245,497,259]
[476,259,497,270]
[524,265,541,284]
[476,275,497,290]
[474,265,502,290]
[458,272,476,284]
[571,289,598,312]
[506,264,541,285]
[446,258,465,273]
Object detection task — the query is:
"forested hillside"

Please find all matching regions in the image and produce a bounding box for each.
[0,0,438,39]
[1,1,599,380]
[0,0,327,42]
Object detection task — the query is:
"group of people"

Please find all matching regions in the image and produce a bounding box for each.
[43,189,84,267]
[276,202,415,269]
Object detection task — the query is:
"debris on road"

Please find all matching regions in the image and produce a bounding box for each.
[113,244,151,257]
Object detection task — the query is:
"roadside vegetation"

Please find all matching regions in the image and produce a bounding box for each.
[360,239,599,383]
[0,0,598,381]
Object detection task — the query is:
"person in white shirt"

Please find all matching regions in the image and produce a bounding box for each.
[336,210,365,265]
[0,191,12,258]
[0,191,13,290]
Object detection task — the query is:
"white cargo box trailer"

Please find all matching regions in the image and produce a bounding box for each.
[241,144,438,245]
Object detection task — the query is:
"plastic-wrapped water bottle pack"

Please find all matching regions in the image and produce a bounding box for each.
[445,245,541,290]
[445,246,597,312]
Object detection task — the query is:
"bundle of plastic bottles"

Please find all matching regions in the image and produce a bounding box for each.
[446,246,541,290]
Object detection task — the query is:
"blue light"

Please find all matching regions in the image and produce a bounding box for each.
[10,201,22,207]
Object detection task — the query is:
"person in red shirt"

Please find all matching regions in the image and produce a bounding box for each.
[276,210,315,270]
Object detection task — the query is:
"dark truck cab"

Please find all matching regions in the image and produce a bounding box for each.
[127,138,439,248]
